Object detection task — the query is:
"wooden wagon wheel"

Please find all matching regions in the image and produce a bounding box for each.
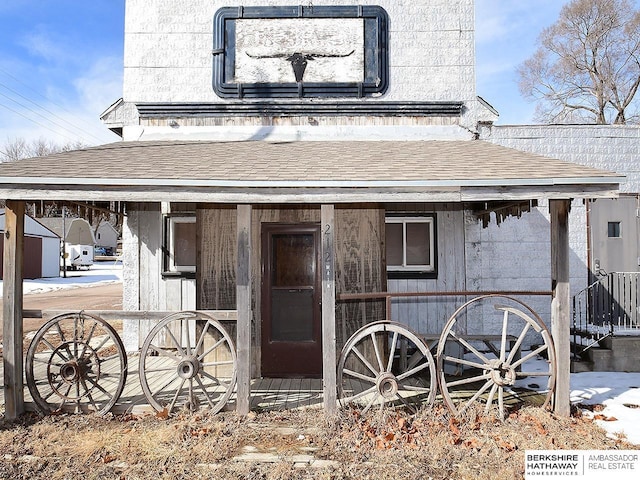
[337,321,437,414]
[25,312,128,415]
[436,295,556,420]
[138,311,237,415]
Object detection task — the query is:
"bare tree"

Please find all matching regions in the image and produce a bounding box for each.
[518,0,640,124]
[1,137,87,162]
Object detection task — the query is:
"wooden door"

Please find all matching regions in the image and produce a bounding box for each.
[261,224,322,377]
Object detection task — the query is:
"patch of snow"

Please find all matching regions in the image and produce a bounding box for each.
[0,260,122,296]
[571,371,640,445]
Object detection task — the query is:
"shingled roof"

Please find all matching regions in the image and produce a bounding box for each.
[0,140,621,203]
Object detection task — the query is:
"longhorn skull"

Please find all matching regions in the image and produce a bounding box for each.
[246,50,355,83]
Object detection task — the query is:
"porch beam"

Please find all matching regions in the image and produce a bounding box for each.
[550,199,571,417]
[2,200,25,419]
[321,204,337,414]
[236,204,252,414]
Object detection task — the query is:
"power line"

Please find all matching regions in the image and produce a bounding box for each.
[0,101,80,144]
[0,66,113,145]
[0,81,106,144]
[0,91,93,144]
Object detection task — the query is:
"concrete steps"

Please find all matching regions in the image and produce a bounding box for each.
[571,335,640,372]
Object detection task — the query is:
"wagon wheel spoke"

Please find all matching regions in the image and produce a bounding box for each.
[80,378,100,413]
[498,386,506,420]
[341,385,378,405]
[199,370,232,389]
[26,312,127,416]
[506,323,531,364]
[147,343,183,363]
[484,383,498,416]
[360,391,380,415]
[168,378,187,413]
[459,378,494,416]
[510,344,549,370]
[78,321,99,359]
[396,360,431,381]
[437,295,556,420]
[444,372,492,389]
[338,322,436,414]
[194,375,217,409]
[139,312,237,415]
[342,368,377,384]
[387,332,399,372]
[448,332,492,365]
[371,332,385,372]
[198,337,227,361]
[352,345,381,377]
[441,355,490,371]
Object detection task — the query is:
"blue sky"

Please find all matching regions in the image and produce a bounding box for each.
[0,0,621,147]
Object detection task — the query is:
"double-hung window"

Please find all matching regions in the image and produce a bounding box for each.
[164,215,196,274]
[385,215,436,278]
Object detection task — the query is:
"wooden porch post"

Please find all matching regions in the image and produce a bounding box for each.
[3,200,25,419]
[550,199,571,417]
[321,204,337,415]
[236,204,252,414]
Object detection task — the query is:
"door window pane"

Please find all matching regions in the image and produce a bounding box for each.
[272,234,315,287]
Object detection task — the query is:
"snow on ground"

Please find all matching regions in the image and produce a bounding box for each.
[571,371,640,445]
[0,260,122,296]
[0,264,639,445]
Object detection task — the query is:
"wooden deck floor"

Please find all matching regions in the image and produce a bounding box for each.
[0,355,325,415]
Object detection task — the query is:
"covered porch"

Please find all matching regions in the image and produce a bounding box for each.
[0,140,622,419]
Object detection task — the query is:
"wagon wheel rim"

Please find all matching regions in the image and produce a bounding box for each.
[138,311,237,415]
[436,295,556,420]
[25,312,128,415]
[337,321,437,414]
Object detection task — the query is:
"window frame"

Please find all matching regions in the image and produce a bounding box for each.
[385,214,437,279]
[163,214,196,276]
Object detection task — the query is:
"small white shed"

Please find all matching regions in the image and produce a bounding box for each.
[0,211,60,278]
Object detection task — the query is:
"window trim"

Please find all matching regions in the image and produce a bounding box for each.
[163,214,196,276]
[385,214,437,279]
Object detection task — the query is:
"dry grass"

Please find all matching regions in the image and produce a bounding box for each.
[0,403,636,480]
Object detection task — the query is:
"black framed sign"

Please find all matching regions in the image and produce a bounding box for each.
[212,5,389,98]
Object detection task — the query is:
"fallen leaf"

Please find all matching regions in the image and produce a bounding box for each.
[449,418,460,436]
[155,408,169,420]
[594,414,618,422]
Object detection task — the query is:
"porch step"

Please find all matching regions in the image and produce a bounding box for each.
[572,335,640,372]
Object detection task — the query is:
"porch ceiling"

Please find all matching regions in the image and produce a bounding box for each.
[0,140,621,203]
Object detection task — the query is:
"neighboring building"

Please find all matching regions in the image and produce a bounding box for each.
[479,124,640,282]
[0,211,60,279]
[38,217,96,269]
[95,220,119,255]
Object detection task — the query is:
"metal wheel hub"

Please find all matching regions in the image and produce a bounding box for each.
[60,360,83,382]
[376,372,399,399]
[177,355,200,379]
[486,359,516,387]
